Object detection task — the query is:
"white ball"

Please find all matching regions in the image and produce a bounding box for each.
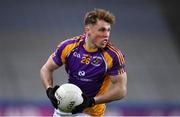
[54,83,83,113]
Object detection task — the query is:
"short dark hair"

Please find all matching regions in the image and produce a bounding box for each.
[84,8,115,25]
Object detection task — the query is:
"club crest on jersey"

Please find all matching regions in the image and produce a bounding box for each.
[91,56,102,67]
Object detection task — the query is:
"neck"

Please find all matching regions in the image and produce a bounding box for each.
[84,35,98,52]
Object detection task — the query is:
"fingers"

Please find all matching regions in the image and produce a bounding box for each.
[53,85,60,91]
[72,105,84,114]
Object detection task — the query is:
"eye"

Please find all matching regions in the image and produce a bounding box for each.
[98,27,111,32]
[98,28,106,32]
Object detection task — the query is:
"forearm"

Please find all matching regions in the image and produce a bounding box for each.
[94,73,127,104]
[40,66,54,90]
[94,85,127,104]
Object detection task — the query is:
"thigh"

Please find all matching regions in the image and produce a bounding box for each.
[75,113,91,117]
[53,109,72,117]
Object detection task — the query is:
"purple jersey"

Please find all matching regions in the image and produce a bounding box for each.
[52,34,125,97]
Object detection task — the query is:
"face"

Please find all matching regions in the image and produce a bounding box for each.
[85,19,111,49]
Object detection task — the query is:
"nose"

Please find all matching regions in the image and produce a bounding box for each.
[103,35,109,39]
[102,28,110,38]
[104,32,110,38]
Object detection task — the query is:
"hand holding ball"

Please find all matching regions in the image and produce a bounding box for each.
[54,83,83,113]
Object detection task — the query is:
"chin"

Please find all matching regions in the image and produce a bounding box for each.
[99,45,106,48]
[95,43,107,49]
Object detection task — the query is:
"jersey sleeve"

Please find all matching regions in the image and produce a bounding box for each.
[51,40,69,66]
[109,50,126,76]
[51,36,83,66]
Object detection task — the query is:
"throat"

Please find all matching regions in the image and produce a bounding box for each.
[83,43,98,52]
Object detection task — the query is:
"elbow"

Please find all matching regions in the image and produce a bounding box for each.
[40,64,49,74]
[122,87,127,98]
[40,66,45,76]
[117,87,127,100]
[40,65,46,71]
[40,65,48,79]
[40,66,45,80]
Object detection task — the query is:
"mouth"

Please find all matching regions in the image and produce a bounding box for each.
[102,39,108,46]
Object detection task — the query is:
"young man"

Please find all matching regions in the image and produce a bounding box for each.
[40,8,127,116]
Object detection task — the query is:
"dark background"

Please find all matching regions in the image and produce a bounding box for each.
[0,0,180,116]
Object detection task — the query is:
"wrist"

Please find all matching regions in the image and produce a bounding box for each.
[46,87,53,98]
[90,97,95,107]
[46,85,53,90]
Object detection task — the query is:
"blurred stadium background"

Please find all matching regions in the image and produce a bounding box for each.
[0,0,180,116]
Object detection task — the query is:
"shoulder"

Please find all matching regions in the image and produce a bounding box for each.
[103,42,125,65]
[57,34,85,48]
[52,34,86,64]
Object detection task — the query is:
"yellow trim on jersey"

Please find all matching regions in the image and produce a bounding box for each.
[84,48,115,116]
[83,43,98,52]
[107,43,125,74]
[84,75,112,116]
[84,103,106,116]
[101,49,113,70]
[59,38,83,63]
[107,43,125,66]
[96,75,111,96]
[84,44,125,116]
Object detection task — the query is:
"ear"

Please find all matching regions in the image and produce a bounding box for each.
[84,26,90,34]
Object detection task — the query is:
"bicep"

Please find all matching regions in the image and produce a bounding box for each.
[110,72,127,90]
[42,55,60,71]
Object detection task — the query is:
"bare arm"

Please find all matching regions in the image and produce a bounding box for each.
[94,72,127,104]
[40,56,60,90]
